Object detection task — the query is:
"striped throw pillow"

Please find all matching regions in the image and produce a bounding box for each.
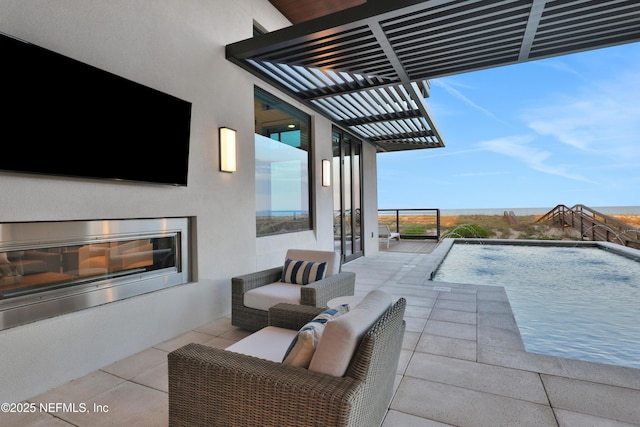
[282,304,350,368]
[281,258,327,285]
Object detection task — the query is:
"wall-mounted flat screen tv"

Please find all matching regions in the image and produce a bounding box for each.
[1,32,192,186]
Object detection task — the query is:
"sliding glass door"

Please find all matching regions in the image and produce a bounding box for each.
[332,128,363,262]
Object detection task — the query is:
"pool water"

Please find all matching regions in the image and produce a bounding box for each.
[433,243,640,369]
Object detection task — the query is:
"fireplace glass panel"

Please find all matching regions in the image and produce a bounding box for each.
[0,218,189,330]
[1,236,178,299]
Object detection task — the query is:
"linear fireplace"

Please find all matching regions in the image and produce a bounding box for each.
[0,218,190,330]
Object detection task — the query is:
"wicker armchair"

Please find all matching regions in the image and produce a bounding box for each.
[168,298,407,427]
[231,249,356,331]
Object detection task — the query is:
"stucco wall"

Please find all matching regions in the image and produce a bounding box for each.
[0,0,372,402]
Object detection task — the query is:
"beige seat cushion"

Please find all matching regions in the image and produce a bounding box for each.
[308,290,393,377]
[225,326,297,362]
[244,282,302,311]
[244,250,340,311]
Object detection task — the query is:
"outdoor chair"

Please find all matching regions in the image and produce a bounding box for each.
[168,293,407,427]
[379,225,400,248]
[231,249,356,331]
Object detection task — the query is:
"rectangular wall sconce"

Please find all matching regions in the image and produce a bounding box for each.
[322,159,331,187]
[219,127,237,172]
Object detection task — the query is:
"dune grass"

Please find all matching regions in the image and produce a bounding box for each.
[380,213,640,240]
[441,215,560,240]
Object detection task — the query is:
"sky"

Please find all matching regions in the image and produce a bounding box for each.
[376,42,640,211]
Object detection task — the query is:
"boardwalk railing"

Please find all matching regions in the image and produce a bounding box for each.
[378,209,440,240]
[537,204,640,249]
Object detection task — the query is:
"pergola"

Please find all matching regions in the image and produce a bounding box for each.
[227,0,640,152]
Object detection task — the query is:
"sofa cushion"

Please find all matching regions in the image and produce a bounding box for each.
[282,304,350,368]
[308,290,393,377]
[281,258,327,285]
[225,326,297,362]
[244,282,301,311]
[285,249,341,276]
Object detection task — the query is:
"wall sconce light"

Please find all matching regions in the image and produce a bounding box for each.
[322,159,331,187]
[219,127,237,173]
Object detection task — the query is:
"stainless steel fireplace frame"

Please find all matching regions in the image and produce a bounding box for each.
[0,217,190,330]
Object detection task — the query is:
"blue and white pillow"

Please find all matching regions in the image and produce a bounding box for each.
[281,258,327,285]
[282,304,349,368]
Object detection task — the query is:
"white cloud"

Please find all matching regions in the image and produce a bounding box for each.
[532,59,585,80]
[455,171,510,177]
[419,147,485,159]
[522,65,640,159]
[477,135,594,182]
[431,79,506,123]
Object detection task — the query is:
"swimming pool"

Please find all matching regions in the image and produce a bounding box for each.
[432,240,640,369]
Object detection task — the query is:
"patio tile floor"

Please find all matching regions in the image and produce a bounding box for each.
[3,249,640,426]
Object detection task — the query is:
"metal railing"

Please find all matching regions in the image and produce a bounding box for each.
[537,204,640,249]
[378,209,440,240]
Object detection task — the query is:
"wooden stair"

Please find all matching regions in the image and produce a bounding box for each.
[537,204,640,249]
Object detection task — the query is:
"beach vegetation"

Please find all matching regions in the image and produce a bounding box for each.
[402,224,425,235]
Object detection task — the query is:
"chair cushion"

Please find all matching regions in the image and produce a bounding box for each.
[244,282,301,311]
[308,290,393,377]
[285,249,341,276]
[282,304,350,368]
[281,258,327,285]
[225,326,297,362]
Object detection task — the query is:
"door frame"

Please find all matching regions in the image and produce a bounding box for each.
[332,127,364,262]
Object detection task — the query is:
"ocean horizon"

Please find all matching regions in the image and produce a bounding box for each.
[435,206,640,216]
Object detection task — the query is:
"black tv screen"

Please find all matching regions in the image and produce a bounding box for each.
[1,33,192,186]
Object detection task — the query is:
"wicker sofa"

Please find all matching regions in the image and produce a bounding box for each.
[168,291,406,427]
[231,249,356,331]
